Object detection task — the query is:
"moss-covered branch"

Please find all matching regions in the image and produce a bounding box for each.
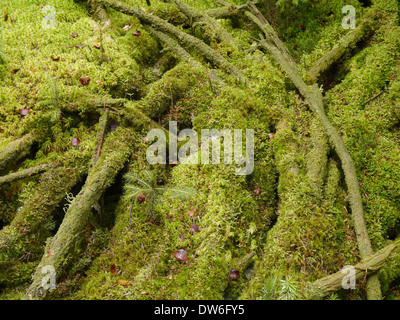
[161,0,238,47]
[144,26,202,68]
[0,133,37,172]
[97,0,245,83]
[90,110,109,167]
[0,165,87,259]
[248,3,382,299]
[0,163,52,186]
[305,238,400,299]
[304,9,379,84]
[25,128,135,299]
[205,3,248,19]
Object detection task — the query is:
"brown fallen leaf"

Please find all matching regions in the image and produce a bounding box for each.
[19,108,30,116]
[78,77,91,86]
[140,291,149,295]
[12,68,20,74]
[110,264,116,275]
[174,249,188,263]
[71,137,81,146]
[51,56,60,61]
[75,44,85,49]
[228,268,240,281]
[269,133,275,140]
[190,224,200,235]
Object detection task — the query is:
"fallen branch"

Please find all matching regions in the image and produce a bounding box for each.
[91,110,109,167]
[25,128,135,299]
[145,26,202,68]
[0,166,87,258]
[248,3,382,299]
[305,238,400,299]
[304,10,378,84]
[0,163,52,186]
[245,3,294,68]
[361,88,385,106]
[161,0,239,47]
[97,0,245,83]
[63,97,128,113]
[0,133,37,172]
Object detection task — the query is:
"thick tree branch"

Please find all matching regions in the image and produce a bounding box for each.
[91,110,109,167]
[144,26,202,68]
[0,166,87,257]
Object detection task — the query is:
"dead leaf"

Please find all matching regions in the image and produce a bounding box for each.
[19,108,30,116]
[78,77,91,86]
[71,137,81,146]
[110,264,116,275]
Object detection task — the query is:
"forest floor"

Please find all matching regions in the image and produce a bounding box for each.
[0,0,400,300]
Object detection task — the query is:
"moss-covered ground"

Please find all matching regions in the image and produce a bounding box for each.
[0,0,400,300]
